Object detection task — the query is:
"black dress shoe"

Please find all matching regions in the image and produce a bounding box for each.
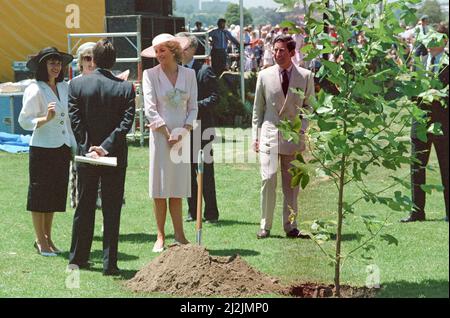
[34,242,57,257]
[204,219,218,224]
[400,212,425,223]
[185,215,196,222]
[286,228,310,239]
[103,267,121,276]
[257,229,270,239]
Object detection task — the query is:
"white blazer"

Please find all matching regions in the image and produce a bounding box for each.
[19,81,76,151]
[143,65,198,130]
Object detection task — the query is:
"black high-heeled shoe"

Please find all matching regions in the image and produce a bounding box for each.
[34,241,57,257]
[49,244,63,254]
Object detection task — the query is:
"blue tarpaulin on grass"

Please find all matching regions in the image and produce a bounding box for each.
[0,132,31,153]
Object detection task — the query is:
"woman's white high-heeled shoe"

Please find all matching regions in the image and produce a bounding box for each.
[152,241,165,253]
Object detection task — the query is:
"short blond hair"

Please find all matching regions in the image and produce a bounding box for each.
[163,40,183,63]
[76,42,95,71]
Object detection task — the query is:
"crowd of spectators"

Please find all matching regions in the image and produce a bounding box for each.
[190,16,448,74]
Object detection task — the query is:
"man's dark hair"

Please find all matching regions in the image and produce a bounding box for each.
[272,34,296,52]
[217,18,226,27]
[195,21,202,26]
[93,39,116,69]
[35,55,65,82]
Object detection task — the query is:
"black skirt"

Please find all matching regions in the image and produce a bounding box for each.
[27,145,71,212]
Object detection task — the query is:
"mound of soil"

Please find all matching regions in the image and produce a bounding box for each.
[290,283,378,298]
[125,244,289,297]
[125,244,378,298]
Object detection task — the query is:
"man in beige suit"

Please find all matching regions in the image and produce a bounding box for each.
[252,34,315,239]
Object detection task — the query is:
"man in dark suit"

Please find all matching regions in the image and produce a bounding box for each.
[68,39,136,275]
[177,32,220,223]
[402,26,449,223]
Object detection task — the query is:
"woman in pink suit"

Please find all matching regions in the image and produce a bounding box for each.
[141,34,198,253]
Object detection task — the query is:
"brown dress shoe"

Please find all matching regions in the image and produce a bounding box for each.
[400,212,425,223]
[286,228,310,239]
[257,229,270,239]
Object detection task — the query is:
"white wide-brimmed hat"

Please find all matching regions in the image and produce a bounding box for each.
[141,33,189,58]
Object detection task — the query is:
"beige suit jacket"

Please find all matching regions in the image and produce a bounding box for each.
[252,64,315,155]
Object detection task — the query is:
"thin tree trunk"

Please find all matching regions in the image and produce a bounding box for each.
[335,153,346,297]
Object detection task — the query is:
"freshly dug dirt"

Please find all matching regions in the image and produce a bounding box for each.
[289,283,378,298]
[125,244,378,298]
[125,244,289,297]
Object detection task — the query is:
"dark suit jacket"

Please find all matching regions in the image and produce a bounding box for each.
[69,69,135,168]
[192,60,219,130]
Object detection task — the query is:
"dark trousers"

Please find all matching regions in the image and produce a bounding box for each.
[69,165,126,271]
[188,133,219,221]
[411,117,449,217]
[210,49,227,77]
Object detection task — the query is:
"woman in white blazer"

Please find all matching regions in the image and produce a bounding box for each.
[141,34,198,253]
[19,47,76,257]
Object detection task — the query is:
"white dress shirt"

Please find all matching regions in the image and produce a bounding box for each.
[19,81,76,151]
[184,58,195,69]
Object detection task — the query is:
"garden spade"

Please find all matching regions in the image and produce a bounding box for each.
[196,150,204,245]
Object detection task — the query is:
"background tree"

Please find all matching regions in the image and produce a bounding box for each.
[276,0,445,296]
[189,12,222,29]
[250,6,293,26]
[417,0,446,24]
[224,3,253,26]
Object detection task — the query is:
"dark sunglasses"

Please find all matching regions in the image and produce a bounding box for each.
[82,55,93,62]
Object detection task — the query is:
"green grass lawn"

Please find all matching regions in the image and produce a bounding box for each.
[0,128,448,298]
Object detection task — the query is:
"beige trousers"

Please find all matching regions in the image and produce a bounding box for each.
[259,151,299,233]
